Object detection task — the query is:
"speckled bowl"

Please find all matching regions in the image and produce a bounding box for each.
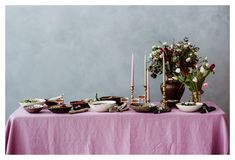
[24,104,44,113]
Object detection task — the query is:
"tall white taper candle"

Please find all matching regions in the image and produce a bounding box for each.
[144,55,147,86]
[162,52,166,86]
[147,70,150,102]
[131,53,134,86]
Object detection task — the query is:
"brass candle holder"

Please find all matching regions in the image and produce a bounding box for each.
[155,82,171,114]
[159,83,169,109]
[130,85,134,100]
[154,51,171,113]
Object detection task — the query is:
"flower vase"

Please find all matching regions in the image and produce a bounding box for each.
[160,77,185,108]
[192,91,201,103]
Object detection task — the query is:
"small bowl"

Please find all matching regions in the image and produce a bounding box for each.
[24,104,44,113]
[70,101,89,109]
[89,100,116,112]
[176,102,203,112]
[48,104,72,113]
[99,96,124,105]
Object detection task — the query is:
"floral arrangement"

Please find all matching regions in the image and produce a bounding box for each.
[148,37,200,78]
[173,57,215,92]
[148,37,215,102]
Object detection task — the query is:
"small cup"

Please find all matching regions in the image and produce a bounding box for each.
[138,95,145,104]
[131,98,140,104]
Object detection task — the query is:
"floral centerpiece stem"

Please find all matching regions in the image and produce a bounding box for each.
[173,58,215,102]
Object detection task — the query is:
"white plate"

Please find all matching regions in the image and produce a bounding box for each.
[176,102,203,112]
[89,100,116,112]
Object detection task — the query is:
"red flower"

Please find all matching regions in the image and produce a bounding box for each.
[209,64,215,71]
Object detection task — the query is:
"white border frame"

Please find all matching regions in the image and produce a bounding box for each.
[1,1,233,160]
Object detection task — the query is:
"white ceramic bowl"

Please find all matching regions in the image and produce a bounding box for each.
[19,98,45,107]
[88,100,116,112]
[176,102,203,112]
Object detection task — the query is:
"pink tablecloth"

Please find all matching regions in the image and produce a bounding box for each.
[5,101,229,154]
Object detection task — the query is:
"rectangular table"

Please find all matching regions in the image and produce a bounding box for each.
[5,101,229,154]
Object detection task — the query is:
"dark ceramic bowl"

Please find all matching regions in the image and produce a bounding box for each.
[48,104,72,113]
[100,96,124,105]
[45,100,58,106]
[70,101,89,109]
[24,104,44,113]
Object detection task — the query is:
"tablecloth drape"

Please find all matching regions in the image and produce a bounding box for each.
[5,101,229,154]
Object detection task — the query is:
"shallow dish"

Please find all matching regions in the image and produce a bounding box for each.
[19,98,45,107]
[176,102,203,112]
[24,104,44,113]
[48,104,72,113]
[129,103,156,113]
[89,100,116,112]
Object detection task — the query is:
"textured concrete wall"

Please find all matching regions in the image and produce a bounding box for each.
[6,6,229,122]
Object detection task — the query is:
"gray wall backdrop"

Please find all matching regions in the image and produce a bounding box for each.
[6,6,229,122]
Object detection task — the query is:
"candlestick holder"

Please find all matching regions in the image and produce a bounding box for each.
[161,83,169,108]
[130,85,134,99]
[154,83,171,114]
[162,83,167,106]
[144,85,147,103]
